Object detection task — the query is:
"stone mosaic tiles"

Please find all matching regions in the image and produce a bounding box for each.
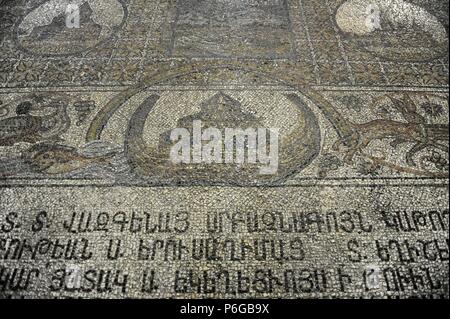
[0,0,448,298]
[164,0,296,59]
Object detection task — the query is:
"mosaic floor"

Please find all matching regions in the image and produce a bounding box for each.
[0,0,448,299]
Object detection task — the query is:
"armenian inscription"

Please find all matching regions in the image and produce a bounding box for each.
[1,186,448,298]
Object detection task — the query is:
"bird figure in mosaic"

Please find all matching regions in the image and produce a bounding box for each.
[18,0,125,39]
[335,0,448,60]
[0,101,44,146]
[0,98,70,146]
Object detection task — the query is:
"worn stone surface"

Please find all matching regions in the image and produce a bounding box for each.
[0,0,448,299]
